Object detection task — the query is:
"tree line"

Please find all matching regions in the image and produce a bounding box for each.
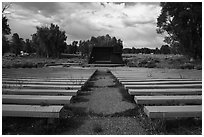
[3,17,123,58]
[70,35,123,57]
[2,3,123,58]
[123,44,178,55]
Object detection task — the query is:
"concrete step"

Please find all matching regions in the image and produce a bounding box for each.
[2,104,67,118]
[3,95,72,105]
[3,88,78,96]
[144,105,202,119]
[124,84,202,89]
[128,88,202,95]
[134,95,202,105]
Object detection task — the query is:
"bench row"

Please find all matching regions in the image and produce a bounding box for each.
[2,104,69,118]
[2,70,96,120]
[111,71,202,119]
[3,84,82,89]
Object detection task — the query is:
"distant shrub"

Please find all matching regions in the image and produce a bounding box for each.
[195,65,202,70]
[145,61,157,68]
[138,59,148,67]
[180,63,194,69]
[36,62,45,68]
[12,63,22,68]
[127,61,138,67]
[21,62,36,68]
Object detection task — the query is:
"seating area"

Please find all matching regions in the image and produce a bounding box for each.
[111,70,202,119]
[2,69,96,119]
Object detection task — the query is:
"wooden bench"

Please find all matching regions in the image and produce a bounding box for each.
[2,88,78,96]
[118,79,196,82]
[121,81,201,85]
[3,81,85,85]
[3,95,72,105]
[2,70,96,121]
[144,105,202,119]
[128,88,202,95]
[134,95,202,105]
[2,78,87,82]
[2,104,68,118]
[124,84,202,89]
[3,84,82,89]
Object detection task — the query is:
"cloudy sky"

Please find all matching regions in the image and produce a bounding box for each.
[4,2,166,48]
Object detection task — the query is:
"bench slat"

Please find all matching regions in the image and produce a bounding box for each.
[125,84,201,89]
[121,81,201,85]
[3,84,82,89]
[2,105,64,118]
[118,79,196,82]
[144,105,202,118]
[128,88,202,95]
[134,95,202,105]
[2,78,87,82]
[3,81,85,85]
[3,95,72,105]
[2,88,78,96]
[3,74,89,80]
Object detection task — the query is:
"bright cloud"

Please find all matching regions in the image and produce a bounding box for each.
[5,2,166,48]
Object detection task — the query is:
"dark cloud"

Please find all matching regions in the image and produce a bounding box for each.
[123,19,155,27]
[139,2,160,6]
[114,2,159,7]
[100,2,106,7]
[114,2,137,6]
[13,2,61,17]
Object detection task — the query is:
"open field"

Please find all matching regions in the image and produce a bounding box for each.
[2,54,86,68]
[2,67,95,79]
[2,66,202,135]
[122,54,202,69]
[3,53,202,70]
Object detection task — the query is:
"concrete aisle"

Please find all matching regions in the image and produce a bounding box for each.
[60,69,146,135]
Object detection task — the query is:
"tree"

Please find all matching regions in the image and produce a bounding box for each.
[160,45,171,54]
[2,3,11,55]
[33,23,67,58]
[78,34,123,57]
[2,35,10,54]
[2,16,11,54]
[23,39,35,53]
[2,16,11,35]
[114,39,123,53]
[2,3,11,35]
[155,47,160,54]
[71,41,78,54]
[31,33,39,54]
[10,33,22,55]
[157,2,202,59]
[79,40,90,57]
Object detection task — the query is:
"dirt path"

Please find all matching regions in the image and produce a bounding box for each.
[60,69,146,135]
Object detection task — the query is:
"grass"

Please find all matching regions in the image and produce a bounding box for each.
[2,54,85,69]
[123,54,202,69]
[92,123,103,133]
[3,53,202,70]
